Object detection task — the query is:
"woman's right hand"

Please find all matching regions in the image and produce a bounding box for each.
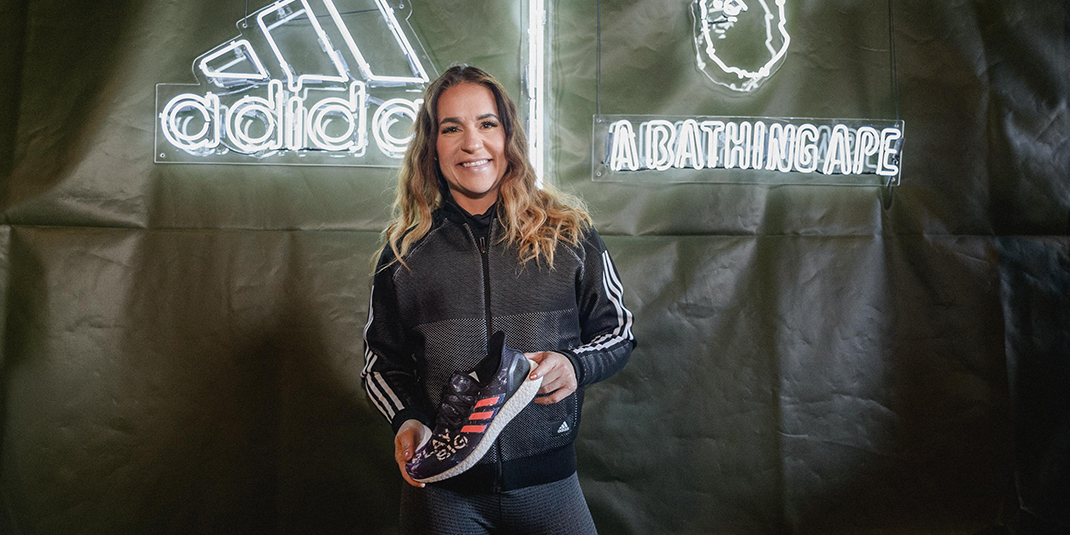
[395,419,432,488]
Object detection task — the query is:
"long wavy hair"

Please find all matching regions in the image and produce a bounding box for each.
[380,65,591,270]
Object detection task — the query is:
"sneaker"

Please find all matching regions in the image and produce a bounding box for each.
[406,331,542,483]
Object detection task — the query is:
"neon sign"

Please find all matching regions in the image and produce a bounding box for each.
[593,2,904,186]
[594,115,905,186]
[691,0,790,92]
[155,0,434,166]
[526,0,547,186]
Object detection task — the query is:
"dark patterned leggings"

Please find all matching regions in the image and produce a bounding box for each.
[400,473,599,535]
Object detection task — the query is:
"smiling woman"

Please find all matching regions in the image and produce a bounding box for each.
[361,65,636,535]
[434,83,507,215]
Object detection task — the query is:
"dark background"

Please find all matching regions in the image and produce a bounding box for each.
[1,0,1067,533]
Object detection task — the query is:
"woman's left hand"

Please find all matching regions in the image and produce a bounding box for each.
[524,351,577,405]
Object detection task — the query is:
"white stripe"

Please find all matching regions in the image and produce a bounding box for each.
[362,347,378,376]
[374,371,405,414]
[368,376,398,419]
[361,284,376,353]
[603,252,634,339]
[599,252,628,340]
[574,259,627,353]
[364,368,395,420]
[574,251,634,354]
[362,354,395,418]
[364,352,402,420]
[365,379,393,420]
[578,333,613,349]
[590,333,613,344]
[361,285,377,377]
[361,283,405,419]
[573,335,624,354]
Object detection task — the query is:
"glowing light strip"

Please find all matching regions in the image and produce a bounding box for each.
[218,57,245,71]
[527,0,546,187]
[301,81,368,153]
[225,79,285,153]
[162,80,376,156]
[198,39,270,85]
[609,120,639,171]
[372,98,421,158]
[376,0,431,82]
[600,116,905,182]
[694,0,790,92]
[322,0,429,84]
[257,0,350,92]
[266,8,305,29]
[160,92,221,151]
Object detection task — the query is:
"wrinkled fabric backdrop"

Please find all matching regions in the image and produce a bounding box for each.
[1,0,1068,533]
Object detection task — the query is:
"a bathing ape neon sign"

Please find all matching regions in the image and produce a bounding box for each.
[595,116,905,186]
[592,1,905,186]
[155,0,432,165]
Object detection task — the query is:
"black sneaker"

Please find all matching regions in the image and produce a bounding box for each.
[406,332,542,483]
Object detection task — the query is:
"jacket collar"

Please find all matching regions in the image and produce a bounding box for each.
[439,191,499,227]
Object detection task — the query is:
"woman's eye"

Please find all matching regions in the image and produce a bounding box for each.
[440,126,459,134]
[481,121,499,129]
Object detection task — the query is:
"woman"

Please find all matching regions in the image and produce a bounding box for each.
[362,65,635,534]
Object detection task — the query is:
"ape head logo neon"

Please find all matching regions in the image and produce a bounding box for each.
[691,0,790,92]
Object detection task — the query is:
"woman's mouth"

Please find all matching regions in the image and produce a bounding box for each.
[460,159,490,168]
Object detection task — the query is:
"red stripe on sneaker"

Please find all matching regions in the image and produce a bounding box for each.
[474,396,500,408]
[460,425,487,433]
[469,410,494,420]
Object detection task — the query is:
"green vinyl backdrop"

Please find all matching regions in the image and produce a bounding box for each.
[1,0,1068,533]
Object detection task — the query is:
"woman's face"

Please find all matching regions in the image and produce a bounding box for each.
[435,82,507,215]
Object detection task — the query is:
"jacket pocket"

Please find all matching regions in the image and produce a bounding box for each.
[497,391,579,462]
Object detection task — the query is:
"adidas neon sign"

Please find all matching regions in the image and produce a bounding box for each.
[155,0,433,166]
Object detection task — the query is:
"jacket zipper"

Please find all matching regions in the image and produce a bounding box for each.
[470,224,504,491]
[478,236,492,340]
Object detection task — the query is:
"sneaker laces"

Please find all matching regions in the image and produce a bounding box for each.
[435,375,479,431]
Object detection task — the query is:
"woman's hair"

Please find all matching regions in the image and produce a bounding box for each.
[380,65,591,270]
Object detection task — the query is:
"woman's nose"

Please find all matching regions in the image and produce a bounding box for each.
[462,129,483,151]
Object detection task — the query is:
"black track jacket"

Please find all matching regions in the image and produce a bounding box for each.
[362,200,635,491]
